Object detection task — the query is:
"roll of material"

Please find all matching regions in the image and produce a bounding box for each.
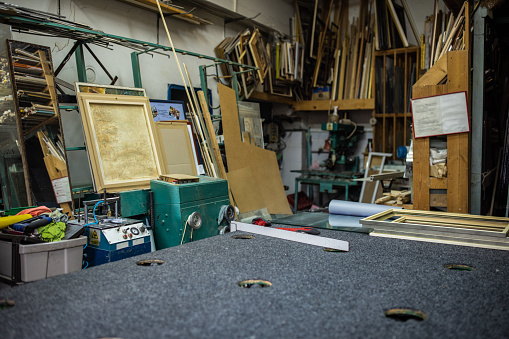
[328,200,401,218]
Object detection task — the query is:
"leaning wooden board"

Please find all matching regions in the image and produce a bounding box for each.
[218,83,292,215]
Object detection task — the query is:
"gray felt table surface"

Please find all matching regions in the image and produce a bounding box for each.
[0,227,508,339]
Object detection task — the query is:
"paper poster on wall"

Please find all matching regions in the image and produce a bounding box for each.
[411,91,470,138]
[150,100,185,121]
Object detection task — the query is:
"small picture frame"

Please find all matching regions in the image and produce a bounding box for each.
[149,99,186,121]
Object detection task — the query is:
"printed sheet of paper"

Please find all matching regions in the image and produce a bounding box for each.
[51,177,72,204]
[411,92,470,138]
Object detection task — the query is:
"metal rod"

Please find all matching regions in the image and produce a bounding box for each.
[54,41,80,76]
[0,13,258,70]
[84,43,114,80]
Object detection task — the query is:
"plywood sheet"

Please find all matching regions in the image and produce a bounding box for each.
[155,121,197,176]
[227,167,265,214]
[78,93,163,192]
[218,83,292,214]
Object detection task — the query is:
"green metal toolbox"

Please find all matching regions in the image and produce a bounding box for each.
[150,177,230,250]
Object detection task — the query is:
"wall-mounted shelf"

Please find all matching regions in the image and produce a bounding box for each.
[244,92,374,112]
[115,0,213,25]
[248,91,294,105]
[292,98,375,112]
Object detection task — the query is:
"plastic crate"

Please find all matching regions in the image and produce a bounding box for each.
[0,236,86,283]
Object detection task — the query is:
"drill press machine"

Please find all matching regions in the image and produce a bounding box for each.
[322,115,364,172]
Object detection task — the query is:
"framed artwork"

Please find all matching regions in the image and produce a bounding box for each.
[150,99,185,121]
[155,121,198,176]
[167,84,212,115]
[77,93,163,192]
[75,82,146,96]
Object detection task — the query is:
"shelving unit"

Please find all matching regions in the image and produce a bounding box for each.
[412,50,470,213]
[4,40,72,214]
[373,46,420,158]
[411,1,471,214]
[7,41,60,135]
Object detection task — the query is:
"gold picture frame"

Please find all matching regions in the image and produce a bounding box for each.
[155,121,197,176]
[77,93,163,192]
[248,29,269,83]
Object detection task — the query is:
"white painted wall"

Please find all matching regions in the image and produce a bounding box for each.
[9,0,293,111]
[209,0,293,34]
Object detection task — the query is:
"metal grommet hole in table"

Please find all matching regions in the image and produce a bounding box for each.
[232,234,256,239]
[136,259,165,266]
[238,280,272,288]
[384,308,427,322]
[444,264,475,271]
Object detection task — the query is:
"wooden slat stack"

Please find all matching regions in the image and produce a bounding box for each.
[412,1,470,213]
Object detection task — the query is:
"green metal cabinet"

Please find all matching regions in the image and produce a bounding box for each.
[150,177,229,250]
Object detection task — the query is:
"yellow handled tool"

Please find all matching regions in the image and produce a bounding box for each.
[0,214,33,229]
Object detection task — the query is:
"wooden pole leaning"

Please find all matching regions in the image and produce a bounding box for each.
[183,64,219,177]
[155,0,217,177]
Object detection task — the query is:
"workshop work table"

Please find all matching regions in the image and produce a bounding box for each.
[292,170,361,211]
[0,227,508,338]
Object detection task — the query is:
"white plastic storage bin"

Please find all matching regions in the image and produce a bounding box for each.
[18,236,86,282]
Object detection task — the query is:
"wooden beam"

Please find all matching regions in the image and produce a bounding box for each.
[249,91,294,105]
[115,0,212,25]
[292,98,374,111]
[312,0,335,87]
[413,53,448,87]
[412,86,430,211]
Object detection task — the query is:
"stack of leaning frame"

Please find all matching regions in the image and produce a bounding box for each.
[360,209,509,251]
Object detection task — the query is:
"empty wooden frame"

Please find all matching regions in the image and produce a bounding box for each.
[361,209,509,250]
[155,121,197,176]
[77,93,163,192]
[248,29,269,83]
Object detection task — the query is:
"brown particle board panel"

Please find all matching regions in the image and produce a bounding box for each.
[227,167,266,214]
[218,83,292,215]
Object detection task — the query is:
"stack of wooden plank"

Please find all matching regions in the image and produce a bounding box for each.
[422,1,467,71]
[374,0,411,50]
[215,0,421,101]
[305,0,375,101]
[375,190,411,207]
